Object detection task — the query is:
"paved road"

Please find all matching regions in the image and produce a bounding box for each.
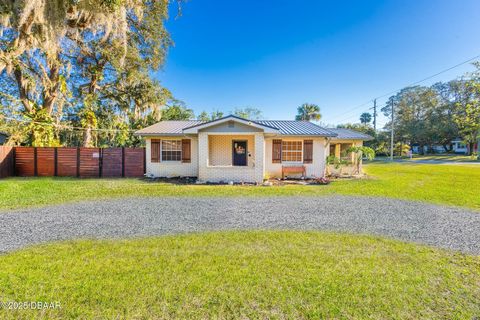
[1,196,479,254]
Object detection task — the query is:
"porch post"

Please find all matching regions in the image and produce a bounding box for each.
[254,133,264,183]
[198,132,209,181]
[351,142,356,163]
[335,144,341,158]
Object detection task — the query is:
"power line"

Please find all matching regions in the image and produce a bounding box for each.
[2,116,138,133]
[327,53,480,123]
[373,53,480,101]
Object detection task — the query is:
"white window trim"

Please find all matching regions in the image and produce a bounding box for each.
[161,139,182,162]
[281,140,303,164]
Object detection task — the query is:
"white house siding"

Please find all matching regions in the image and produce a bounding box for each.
[145,136,198,177]
[198,121,263,133]
[208,135,255,167]
[264,137,328,179]
[198,132,264,183]
[145,134,338,181]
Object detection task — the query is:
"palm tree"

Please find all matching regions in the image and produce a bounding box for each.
[295,103,321,121]
[360,112,372,124]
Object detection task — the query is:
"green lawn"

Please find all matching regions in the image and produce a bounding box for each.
[375,154,480,162]
[0,162,479,210]
[411,154,479,162]
[0,231,478,319]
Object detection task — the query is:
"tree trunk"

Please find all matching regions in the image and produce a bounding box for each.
[14,67,33,112]
[83,127,93,147]
[81,62,103,147]
[42,61,61,115]
[467,142,474,156]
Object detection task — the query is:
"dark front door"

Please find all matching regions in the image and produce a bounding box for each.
[233,141,247,166]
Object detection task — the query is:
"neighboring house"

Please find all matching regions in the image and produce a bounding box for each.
[451,139,469,154]
[411,138,477,154]
[0,131,9,145]
[135,115,372,183]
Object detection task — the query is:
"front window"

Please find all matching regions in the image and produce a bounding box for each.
[162,140,181,161]
[282,141,302,162]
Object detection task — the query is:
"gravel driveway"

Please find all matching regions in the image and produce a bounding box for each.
[1,196,479,254]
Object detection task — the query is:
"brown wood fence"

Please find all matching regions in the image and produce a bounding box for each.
[0,146,145,178]
[0,146,14,178]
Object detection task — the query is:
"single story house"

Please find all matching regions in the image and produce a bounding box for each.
[451,139,469,154]
[411,138,477,154]
[135,115,372,183]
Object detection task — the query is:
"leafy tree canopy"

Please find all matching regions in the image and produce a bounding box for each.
[233,107,263,120]
[0,0,174,147]
[359,112,372,124]
[161,101,195,121]
[296,103,321,121]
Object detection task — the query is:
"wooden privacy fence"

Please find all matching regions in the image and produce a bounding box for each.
[0,146,14,178]
[0,146,145,178]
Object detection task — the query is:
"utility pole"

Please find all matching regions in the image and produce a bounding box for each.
[390,98,394,161]
[373,99,377,131]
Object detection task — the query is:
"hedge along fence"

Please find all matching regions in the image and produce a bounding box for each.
[0,146,145,178]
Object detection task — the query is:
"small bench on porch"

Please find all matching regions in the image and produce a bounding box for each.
[281,165,306,180]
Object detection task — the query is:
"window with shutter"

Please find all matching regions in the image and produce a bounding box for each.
[282,141,303,162]
[151,139,161,163]
[161,140,182,161]
[181,139,191,163]
[272,139,282,163]
[303,140,313,164]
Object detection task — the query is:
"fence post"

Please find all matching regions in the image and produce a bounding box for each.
[143,147,146,174]
[99,148,103,178]
[12,147,16,176]
[54,147,58,177]
[122,147,125,178]
[34,147,38,177]
[76,147,80,178]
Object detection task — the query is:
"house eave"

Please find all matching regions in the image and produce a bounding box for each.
[330,135,373,141]
[182,115,280,134]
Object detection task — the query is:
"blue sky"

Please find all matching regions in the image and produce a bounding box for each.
[157,0,480,127]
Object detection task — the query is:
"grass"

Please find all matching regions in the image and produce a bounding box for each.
[411,154,479,162]
[1,162,479,210]
[0,231,479,319]
[375,154,479,162]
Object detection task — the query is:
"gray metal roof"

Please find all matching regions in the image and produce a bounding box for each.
[328,128,373,141]
[135,117,341,137]
[135,120,204,136]
[183,114,279,131]
[257,120,336,136]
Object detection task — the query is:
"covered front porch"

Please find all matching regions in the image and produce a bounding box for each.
[327,140,363,176]
[329,141,357,163]
[197,132,265,183]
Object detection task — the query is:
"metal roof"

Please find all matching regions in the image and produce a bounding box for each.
[134,120,204,136]
[135,117,346,138]
[328,128,373,141]
[257,120,337,136]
